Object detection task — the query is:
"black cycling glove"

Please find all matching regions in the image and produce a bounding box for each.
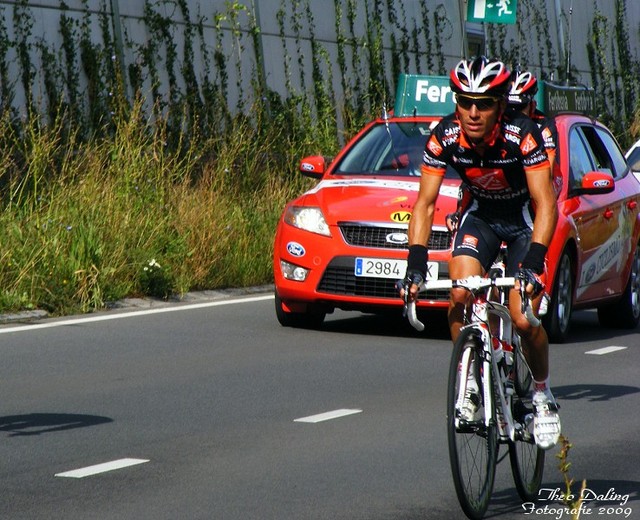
[518,242,547,296]
[402,244,428,289]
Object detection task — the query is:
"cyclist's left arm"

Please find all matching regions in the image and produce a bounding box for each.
[525,163,558,248]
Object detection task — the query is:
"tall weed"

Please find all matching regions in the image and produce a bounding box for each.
[0,97,319,316]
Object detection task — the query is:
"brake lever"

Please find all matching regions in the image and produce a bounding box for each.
[518,276,541,327]
[396,279,425,330]
[395,279,409,317]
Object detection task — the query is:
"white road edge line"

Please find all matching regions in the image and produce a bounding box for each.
[0,294,274,334]
[55,458,150,478]
[585,346,628,355]
[294,409,363,423]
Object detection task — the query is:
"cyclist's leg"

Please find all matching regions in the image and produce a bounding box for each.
[506,234,560,450]
[449,212,501,341]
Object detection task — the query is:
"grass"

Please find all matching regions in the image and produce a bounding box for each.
[0,99,326,316]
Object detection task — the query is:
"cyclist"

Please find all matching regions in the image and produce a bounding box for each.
[401,56,561,450]
[446,68,560,232]
[508,68,561,196]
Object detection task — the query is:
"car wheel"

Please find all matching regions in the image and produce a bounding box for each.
[275,293,326,329]
[597,243,640,329]
[543,250,573,343]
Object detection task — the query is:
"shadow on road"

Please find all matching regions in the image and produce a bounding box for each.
[0,413,113,437]
[322,309,451,339]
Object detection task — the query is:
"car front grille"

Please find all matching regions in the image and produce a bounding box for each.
[317,257,450,301]
[339,223,451,250]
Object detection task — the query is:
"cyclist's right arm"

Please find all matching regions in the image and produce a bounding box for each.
[405,171,444,301]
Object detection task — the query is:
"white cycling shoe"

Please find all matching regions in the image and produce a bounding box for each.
[532,389,561,450]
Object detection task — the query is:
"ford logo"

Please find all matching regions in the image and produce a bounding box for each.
[593,179,611,187]
[300,162,315,172]
[386,232,409,245]
[286,241,306,257]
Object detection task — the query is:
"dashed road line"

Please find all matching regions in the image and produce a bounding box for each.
[55,458,150,478]
[294,409,363,423]
[585,346,628,356]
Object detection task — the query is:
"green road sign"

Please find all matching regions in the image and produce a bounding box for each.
[467,0,518,24]
[539,82,596,117]
[394,74,456,117]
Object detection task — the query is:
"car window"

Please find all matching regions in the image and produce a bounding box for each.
[628,146,640,171]
[568,127,595,190]
[593,127,628,179]
[579,125,628,179]
[334,122,433,177]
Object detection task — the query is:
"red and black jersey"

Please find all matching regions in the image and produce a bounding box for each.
[422,111,550,215]
[530,108,561,196]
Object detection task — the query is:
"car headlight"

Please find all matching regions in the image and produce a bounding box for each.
[284,206,331,236]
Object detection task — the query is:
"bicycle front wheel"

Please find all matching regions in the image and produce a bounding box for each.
[509,396,545,501]
[513,337,532,397]
[447,328,498,520]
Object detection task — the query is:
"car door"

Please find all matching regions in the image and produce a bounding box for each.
[570,125,632,302]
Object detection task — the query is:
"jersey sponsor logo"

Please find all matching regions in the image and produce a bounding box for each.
[427,136,443,156]
[465,167,509,191]
[520,133,538,154]
[461,234,479,250]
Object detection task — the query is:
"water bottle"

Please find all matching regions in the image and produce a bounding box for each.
[493,336,514,395]
[492,336,504,361]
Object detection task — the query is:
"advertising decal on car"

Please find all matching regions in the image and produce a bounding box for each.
[304,179,460,199]
[577,212,627,294]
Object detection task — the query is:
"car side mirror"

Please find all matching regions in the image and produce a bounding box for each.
[573,171,615,195]
[299,156,326,178]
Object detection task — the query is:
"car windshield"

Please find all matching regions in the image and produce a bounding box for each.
[333,121,433,177]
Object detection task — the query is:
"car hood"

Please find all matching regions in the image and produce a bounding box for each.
[295,176,460,227]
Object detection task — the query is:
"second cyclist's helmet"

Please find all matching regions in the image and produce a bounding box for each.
[449,56,511,98]
[508,70,538,106]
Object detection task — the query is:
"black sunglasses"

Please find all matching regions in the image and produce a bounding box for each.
[456,95,501,111]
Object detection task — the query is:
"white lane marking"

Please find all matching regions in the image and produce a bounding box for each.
[0,294,274,334]
[55,458,150,478]
[294,409,363,423]
[585,346,628,355]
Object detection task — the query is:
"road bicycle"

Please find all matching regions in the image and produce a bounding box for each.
[402,265,545,520]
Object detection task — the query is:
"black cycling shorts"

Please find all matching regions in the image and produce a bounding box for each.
[452,210,533,276]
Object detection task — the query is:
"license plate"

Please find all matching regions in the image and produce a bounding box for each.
[354,257,439,280]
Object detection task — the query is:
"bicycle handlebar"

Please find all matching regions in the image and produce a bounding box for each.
[401,275,540,331]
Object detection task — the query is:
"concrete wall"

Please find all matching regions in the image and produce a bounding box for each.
[0,0,637,120]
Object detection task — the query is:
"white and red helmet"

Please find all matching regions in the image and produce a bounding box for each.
[508,70,539,106]
[449,56,511,98]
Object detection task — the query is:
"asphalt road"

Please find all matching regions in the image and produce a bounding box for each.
[0,291,638,520]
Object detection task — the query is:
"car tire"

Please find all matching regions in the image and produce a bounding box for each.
[543,250,573,343]
[597,243,640,329]
[275,293,326,328]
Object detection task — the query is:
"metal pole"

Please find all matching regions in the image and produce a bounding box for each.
[110,0,127,96]
[553,0,566,82]
[458,0,469,59]
[251,0,270,116]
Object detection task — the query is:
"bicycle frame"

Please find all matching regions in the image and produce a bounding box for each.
[405,275,537,443]
[456,289,518,442]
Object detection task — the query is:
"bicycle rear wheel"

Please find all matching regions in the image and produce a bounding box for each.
[509,395,545,501]
[447,328,498,520]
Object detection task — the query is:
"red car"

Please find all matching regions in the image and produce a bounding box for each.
[273,75,640,342]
